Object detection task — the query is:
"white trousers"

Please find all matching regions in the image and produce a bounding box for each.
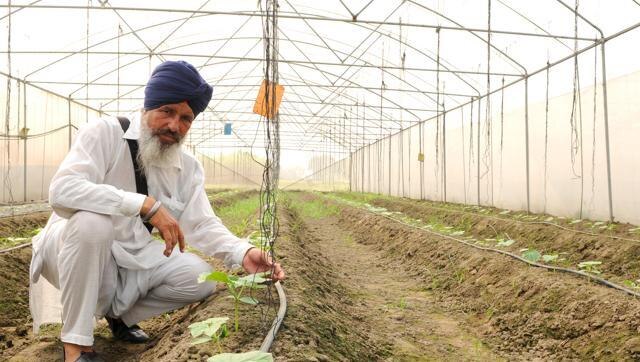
[38,211,215,346]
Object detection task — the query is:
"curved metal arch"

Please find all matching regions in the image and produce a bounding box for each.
[188,72,410,146]
[408,0,527,76]
[24,12,220,79]
[0,4,597,41]
[28,10,487,105]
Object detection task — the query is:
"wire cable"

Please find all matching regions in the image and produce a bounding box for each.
[330,196,640,299]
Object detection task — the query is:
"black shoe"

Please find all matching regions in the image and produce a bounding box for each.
[75,351,105,362]
[105,316,150,343]
[63,348,105,362]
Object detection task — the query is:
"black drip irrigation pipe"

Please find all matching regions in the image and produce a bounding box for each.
[375,198,640,244]
[0,241,32,254]
[259,281,287,352]
[335,198,640,299]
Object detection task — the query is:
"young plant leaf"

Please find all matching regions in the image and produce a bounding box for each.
[208,351,273,362]
[239,296,259,305]
[496,239,516,247]
[235,273,269,288]
[542,254,558,263]
[198,271,231,284]
[191,335,212,345]
[578,261,602,267]
[188,317,229,338]
[522,249,541,262]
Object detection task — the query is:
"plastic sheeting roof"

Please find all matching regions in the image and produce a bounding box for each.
[1,0,639,153]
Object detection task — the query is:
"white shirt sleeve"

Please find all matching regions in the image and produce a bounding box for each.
[179,161,254,268]
[48,119,146,219]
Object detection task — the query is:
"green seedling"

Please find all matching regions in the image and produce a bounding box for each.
[578,261,602,274]
[189,317,229,353]
[208,351,273,362]
[542,254,559,263]
[198,271,269,331]
[623,280,640,289]
[496,239,516,247]
[397,297,408,310]
[521,249,541,262]
[247,231,271,252]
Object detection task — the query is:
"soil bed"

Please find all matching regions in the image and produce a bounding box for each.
[1,189,258,361]
[333,192,640,288]
[324,192,640,360]
[6,190,640,360]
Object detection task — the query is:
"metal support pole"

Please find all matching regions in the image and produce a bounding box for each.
[477,97,481,206]
[388,135,392,195]
[22,81,26,202]
[349,151,352,192]
[443,100,447,203]
[525,77,531,213]
[419,121,424,200]
[600,41,614,221]
[361,104,365,193]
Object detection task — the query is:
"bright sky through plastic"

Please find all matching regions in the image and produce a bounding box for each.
[1,0,640,178]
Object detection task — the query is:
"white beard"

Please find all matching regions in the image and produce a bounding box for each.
[137,117,184,175]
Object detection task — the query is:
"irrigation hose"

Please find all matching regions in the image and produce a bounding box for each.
[376,199,640,244]
[259,280,287,352]
[0,241,31,254]
[339,199,640,299]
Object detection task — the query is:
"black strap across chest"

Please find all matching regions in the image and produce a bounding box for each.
[117,116,153,232]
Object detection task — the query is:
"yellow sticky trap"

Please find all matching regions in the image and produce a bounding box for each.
[18,127,30,139]
[418,153,425,162]
[253,79,284,119]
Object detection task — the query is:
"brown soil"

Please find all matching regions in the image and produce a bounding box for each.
[0,213,51,359]
[269,196,500,361]
[329,195,640,360]
[6,190,640,360]
[2,190,258,361]
[208,189,258,210]
[356,195,640,287]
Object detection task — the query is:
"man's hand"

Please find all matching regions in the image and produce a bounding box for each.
[242,248,286,281]
[144,197,185,257]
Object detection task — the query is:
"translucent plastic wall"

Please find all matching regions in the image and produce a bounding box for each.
[196,150,263,189]
[283,156,350,192]
[0,74,101,203]
[340,35,640,225]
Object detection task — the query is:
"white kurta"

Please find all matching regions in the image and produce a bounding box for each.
[29,113,253,333]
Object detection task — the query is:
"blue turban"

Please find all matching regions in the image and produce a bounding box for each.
[144,60,213,118]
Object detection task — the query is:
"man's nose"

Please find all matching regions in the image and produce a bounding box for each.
[167,115,180,132]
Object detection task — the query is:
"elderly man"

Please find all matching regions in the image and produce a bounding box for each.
[29,60,285,362]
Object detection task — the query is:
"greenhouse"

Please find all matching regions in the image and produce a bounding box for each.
[1,0,640,360]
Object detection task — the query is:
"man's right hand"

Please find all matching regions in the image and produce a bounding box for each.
[142,196,185,257]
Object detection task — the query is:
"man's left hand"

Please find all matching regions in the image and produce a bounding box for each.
[242,248,286,281]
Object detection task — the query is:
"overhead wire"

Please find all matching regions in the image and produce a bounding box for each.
[435,27,441,198]
[590,37,598,208]
[257,0,284,352]
[3,0,15,205]
[544,62,550,213]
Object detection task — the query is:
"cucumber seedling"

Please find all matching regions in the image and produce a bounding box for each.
[198,271,269,331]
